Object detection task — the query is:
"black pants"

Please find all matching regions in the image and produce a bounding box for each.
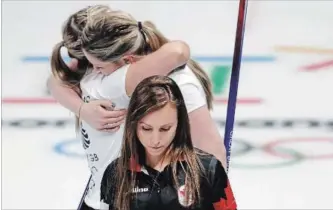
[79,202,96,210]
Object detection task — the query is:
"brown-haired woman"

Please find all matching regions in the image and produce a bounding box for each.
[101,75,236,210]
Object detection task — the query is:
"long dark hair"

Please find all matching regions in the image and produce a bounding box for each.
[112,75,204,210]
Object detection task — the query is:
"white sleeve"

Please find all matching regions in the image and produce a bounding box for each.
[178,83,207,113]
[99,65,130,100]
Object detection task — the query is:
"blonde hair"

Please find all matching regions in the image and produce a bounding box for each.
[50,5,112,88]
[81,11,214,109]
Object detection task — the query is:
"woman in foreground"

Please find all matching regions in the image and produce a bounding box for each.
[101,75,236,210]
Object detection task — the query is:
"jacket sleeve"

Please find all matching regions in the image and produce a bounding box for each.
[100,161,117,210]
[209,159,237,210]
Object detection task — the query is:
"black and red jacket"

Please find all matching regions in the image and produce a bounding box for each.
[101,151,237,210]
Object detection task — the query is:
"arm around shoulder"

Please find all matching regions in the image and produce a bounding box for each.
[176,82,227,167]
[188,106,227,168]
[165,40,190,65]
[125,40,190,96]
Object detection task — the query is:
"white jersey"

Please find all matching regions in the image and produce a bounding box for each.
[79,65,206,209]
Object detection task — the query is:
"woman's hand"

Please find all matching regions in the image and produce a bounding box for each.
[80,100,127,132]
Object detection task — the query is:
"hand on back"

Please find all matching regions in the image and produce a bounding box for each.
[80,100,127,133]
[67,58,127,132]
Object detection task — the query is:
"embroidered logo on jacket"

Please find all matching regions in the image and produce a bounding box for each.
[132,187,149,193]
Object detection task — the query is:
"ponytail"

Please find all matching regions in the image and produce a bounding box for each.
[50,41,87,133]
[51,41,67,80]
[142,21,213,110]
[142,21,169,51]
[50,41,85,89]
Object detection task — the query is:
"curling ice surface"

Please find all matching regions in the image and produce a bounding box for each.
[2,101,333,209]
